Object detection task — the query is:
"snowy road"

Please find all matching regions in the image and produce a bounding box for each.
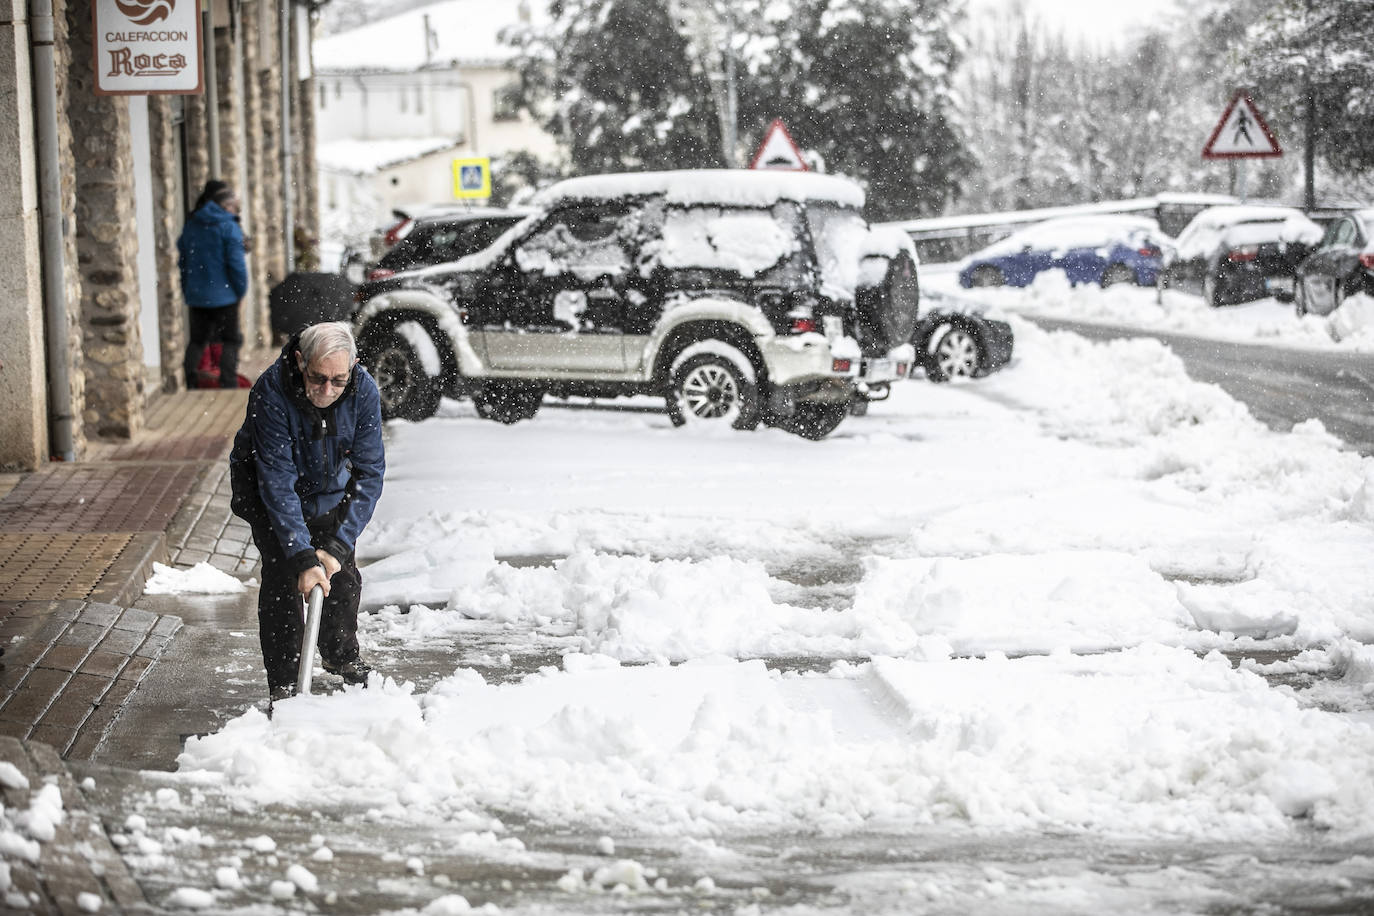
[121,306,1374,912]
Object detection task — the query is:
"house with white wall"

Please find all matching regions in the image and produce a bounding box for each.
[313,0,561,255]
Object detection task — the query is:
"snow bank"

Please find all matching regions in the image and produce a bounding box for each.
[179,650,1374,839]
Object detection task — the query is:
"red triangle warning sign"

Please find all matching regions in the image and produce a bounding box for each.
[749,119,808,171]
[1202,92,1282,160]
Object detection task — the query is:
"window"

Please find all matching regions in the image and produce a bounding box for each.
[515,207,633,282]
[492,84,521,122]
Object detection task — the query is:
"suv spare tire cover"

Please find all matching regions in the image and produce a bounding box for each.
[857,251,920,351]
[269,272,358,337]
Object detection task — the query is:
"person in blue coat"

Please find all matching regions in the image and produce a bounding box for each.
[229,322,386,700]
[178,183,248,388]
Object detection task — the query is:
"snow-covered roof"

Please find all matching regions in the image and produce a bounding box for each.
[314,0,539,72]
[533,170,866,210]
[316,137,462,176]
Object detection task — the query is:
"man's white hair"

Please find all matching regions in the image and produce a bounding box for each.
[298,322,357,365]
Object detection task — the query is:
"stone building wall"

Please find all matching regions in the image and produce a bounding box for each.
[0,0,47,469]
[66,1,143,440]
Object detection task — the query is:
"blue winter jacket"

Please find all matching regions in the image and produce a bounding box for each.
[229,338,386,575]
[177,201,248,308]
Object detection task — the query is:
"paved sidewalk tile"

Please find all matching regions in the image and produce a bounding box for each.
[0,603,181,759]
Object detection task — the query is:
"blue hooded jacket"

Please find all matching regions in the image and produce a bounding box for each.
[177,200,248,308]
[229,337,386,576]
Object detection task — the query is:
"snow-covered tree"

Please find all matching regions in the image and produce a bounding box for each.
[1236,0,1374,178]
[505,0,723,173]
[732,0,969,220]
[505,0,968,220]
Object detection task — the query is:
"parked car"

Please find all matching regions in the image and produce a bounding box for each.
[352,170,918,439]
[957,215,1170,289]
[364,208,532,282]
[913,309,1015,382]
[1294,208,1374,317]
[339,205,530,284]
[1159,205,1322,307]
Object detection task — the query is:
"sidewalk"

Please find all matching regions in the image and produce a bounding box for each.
[0,377,267,913]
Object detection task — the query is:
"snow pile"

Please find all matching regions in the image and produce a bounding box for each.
[173,282,1374,854]
[179,650,1374,838]
[0,765,66,908]
[144,561,248,595]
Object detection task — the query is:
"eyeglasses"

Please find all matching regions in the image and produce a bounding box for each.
[305,370,351,390]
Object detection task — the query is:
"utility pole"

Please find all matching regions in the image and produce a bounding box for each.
[1303,0,1316,211]
[722,3,738,167]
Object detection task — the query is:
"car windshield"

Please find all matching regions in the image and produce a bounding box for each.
[805,204,870,300]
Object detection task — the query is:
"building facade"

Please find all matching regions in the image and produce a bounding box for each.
[0,0,322,470]
[312,0,560,245]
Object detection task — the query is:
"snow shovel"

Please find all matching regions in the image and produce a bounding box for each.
[295,584,325,695]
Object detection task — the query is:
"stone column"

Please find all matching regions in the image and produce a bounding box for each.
[0,0,46,468]
[240,0,271,348]
[258,4,286,298]
[148,97,186,393]
[67,0,144,439]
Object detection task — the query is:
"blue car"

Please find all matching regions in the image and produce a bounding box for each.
[958,215,1170,289]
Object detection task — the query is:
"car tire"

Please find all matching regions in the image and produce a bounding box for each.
[363,328,441,422]
[473,381,543,425]
[970,265,1005,287]
[1101,264,1135,287]
[666,345,762,431]
[925,325,982,383]
[773,402,849,440]
[1333,278,1349,313]
[1203,273,1223,308]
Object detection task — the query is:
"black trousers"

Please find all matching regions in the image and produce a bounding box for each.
[249,519,363,693]
[184,304,243,389]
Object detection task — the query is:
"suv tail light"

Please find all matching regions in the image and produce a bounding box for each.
[1138,246,1161,257]
[367,267,395,281]
[1359,253,1374,270]
[1226,246,1259,262]
[785,297,818,334]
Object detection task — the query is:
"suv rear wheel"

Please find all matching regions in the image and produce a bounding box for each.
[666,343,762,431]
[364,327,441,421]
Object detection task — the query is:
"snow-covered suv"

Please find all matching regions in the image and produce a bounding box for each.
[353,170,918,439]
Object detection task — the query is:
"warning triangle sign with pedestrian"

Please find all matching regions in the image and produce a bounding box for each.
[749,120,808,171]
[1202,91,1282,159]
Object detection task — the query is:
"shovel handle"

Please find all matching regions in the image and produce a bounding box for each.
[295,584,325,695]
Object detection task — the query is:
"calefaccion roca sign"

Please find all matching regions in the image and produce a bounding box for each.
[93,0,202,96]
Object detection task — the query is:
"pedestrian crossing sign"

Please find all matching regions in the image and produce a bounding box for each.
[1202,91,1282,159]
[749,120,808,172]
[452,157,492,199]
